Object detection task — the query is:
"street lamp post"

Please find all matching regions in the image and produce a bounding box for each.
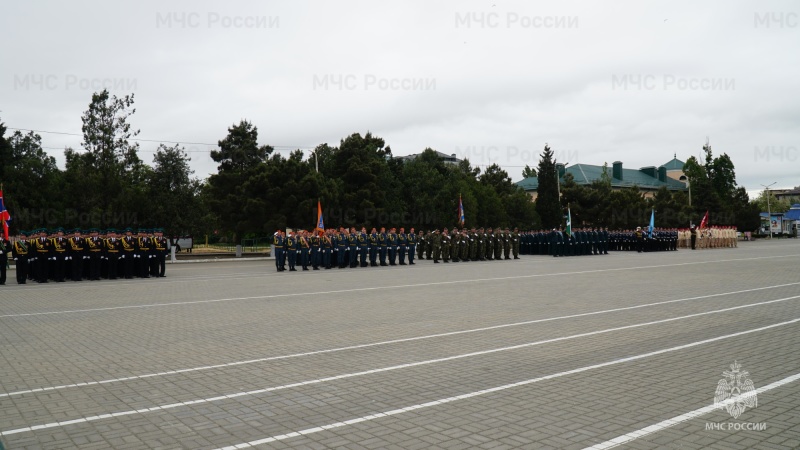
[760,182,776,239]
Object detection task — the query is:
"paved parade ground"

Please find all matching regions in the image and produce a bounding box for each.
[1,240,799,450]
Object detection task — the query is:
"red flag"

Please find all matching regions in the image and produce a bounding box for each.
[0,188,10,241]
[699,210,709,229]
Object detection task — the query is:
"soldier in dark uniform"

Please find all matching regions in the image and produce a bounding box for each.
[512,228,520,259]
[337,228,348,268]
[310,231,321,270]
[476,228,485,261]
[0,233,10,285]
[32,229,51,282]
[68,228,86,281]
[417,230,425,260]
[286,231,298,271]
[120,228,136,278]
[397,227,407,265]
[441,228,450,262]
[387,227,398,266]
[493,228,503,260]
[11,230,30,284]
[136,228,152,278]
[503,228,512,260]
[322,230,333,269]
[348,227,358,268]
[273,230,285,272]
[153,228,168,277]
[690,225,697,250]
[426,230,434,260]
[105,229,121,279]
[635,227,644,253]
[368,228,378,266]
[431,229,441,263]
[358,227,369,267]
[407,228,417,265]
[378,227,388,266]
[299,230,310,270]
[450,228,460,263]
[51,228,68,282]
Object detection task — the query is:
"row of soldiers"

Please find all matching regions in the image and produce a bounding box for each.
[516,228,610,256]
[683,226,739,249]
[4,227,169,285]
[272,226,524,271]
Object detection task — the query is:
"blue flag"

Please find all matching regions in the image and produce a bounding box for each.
[648,209,655,238]
[458,195,465,226]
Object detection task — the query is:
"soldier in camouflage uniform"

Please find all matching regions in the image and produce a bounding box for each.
[494,228,503,260]
[512,227,520,259]
[441,228,450,262]
[469,228,478,261]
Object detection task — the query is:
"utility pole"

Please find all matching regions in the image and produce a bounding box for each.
[760,182,776,239]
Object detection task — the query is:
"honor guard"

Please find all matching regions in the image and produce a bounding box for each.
[407,228,416,265]
[105,229,122,280]
[11,230,30,284]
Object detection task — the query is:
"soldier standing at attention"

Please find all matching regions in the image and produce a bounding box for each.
[273,230,285,272]
[0,233,10,285]
[407,228,417,265]
[450,228,460,263]
[105,229,121,280]
[503,228,512,260]
[286,231,298,271]
[358,227,369,267]
[388,227,398,266]
[310,231,321,270]
[69,228,86,281]
[426,230,434,260]
[153,228,168,277]
[337,227,347,268]
[136,228,152,278]
[440,228,449,262]
[368,228,378,266]
[348,227,358,268]
[322,230,333,269]
[378,227,388,266]
[476,228,485,261]
[417,230,425,260]
[52,228,68,282]
[299,230,310,270]
[120,228,136,279]
[511,228,520,259]
[431,229,441,263]
[397,227,407,265]
[11,230,30,284]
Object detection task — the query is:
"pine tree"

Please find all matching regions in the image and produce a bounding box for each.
[535,144,561,229]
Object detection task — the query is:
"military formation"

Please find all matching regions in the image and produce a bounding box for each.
[683,225,739,250]
[4,227,169,285]
[271,226,524,271]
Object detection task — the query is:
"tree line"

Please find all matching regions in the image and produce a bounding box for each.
[0,89,762,244]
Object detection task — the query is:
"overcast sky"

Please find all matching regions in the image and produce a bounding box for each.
[2,0,798,194]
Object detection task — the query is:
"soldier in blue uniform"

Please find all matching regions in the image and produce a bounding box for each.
[273,230,285,272]
[153,228,168,277]
[378,227,388,266]
[322,230,333,269]
[310,231,321,270]
[407,228,417,265]
[337,227,348,268]
[358,227,369,267]
[348,227,358,268]
[286,231,298,271]
[397,227,407,265]
[387,227,398,265]
[369,228,378,266]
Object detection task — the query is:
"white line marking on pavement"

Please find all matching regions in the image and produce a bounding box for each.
[3,282,799,399]
[210,317,800,450]
[2,295,798,437]
[2,254,798,319]
[582,372,800,449]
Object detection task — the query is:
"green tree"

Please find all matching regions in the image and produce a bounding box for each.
[535,144,561,229]
[521,164,537,178]
[1,129,61,229]
[147,144,203,237]
[207,120,273,242]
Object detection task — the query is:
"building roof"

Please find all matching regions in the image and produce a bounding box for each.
[785,204,800,221]
[515,163,688,191]
[660,155,685,171]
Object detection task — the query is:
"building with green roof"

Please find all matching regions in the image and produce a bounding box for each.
[515,156,688,201]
